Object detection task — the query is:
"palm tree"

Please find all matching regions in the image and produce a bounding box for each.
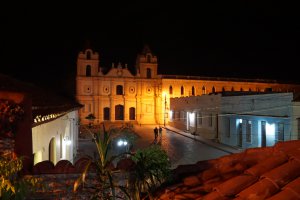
[129,145,171,200]
[74,123,134,199]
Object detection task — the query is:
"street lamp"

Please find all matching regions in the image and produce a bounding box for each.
[117,139,128,152]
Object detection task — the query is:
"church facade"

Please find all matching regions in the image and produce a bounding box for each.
[76,46,300,125]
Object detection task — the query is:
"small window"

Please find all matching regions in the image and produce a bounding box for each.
[86,65,91,76]
[129,107,135,120]
[169,86,173,94]
[278,122,284,141]
[116,85,123,95]
[212,86,216,93]
[147,68,151,78]
[104,107,110,120]
[202,86,206,94]
[197,112,202,125]
[246,120,252,142]
[226,118,230,138]
[147,55,151,63]
[209,114,213,127]
[181,86,184,96]
[86,51,91,59]
[191,86,195,96]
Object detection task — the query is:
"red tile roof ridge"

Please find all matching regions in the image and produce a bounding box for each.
[212,174,258,198]
[281,176,300,198]
[266,188,300,200]
[260,159,300,188]
[236,178,279,199]
[244,152,288,177]
[241,146,276,167]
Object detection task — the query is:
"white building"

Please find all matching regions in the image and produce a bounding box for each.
[0,74,81,167]
[170,92,300,149]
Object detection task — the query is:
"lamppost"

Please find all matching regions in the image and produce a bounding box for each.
[164,94,167,127]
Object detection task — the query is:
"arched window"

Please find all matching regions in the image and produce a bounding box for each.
[169,86,173,94]
[181,86,184,96]
[129,107,135,120]
[212,86,216,93]
[116,85,123,95]
[104,107,110,120]
[231,87,235,91]
[86,51,91,59]
[240,88,243,92]
[191,86,195,96]
[147,55,151,63]
[115,105,124,120]
[222,87,225,92]
[249,88,252,92]
[86,65,91,76]
[147,68,151,78]
[202,86,206,95]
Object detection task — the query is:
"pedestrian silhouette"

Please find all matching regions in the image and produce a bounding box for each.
[159,126,162,137]
[154,127,158,139]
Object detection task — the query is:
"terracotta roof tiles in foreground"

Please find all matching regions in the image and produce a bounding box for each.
[155,140,300,200]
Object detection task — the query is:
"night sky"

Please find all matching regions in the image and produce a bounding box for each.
[1,1,299,95]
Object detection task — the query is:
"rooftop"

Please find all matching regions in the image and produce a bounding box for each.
[155,140,300,200]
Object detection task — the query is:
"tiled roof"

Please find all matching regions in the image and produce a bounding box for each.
[0,74,82,124]
[155,140,300,200]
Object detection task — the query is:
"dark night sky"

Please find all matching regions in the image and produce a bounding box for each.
[1,1,300,95]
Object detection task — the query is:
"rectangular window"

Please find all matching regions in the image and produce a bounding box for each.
[197,112,202,125]
[180,111,185,121]
[226,118,230,138]
[246,120,252,143]
[175,111,180,121]
[88,104,91,112]
[209,113,213,127]
[278,122,284,141]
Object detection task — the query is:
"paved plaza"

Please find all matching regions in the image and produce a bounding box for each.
[76,124,241,169]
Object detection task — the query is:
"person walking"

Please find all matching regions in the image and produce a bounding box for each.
[159,126,162,137]
[154,127,158,139]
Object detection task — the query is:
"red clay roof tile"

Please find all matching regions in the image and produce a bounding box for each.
[261,159,300,188]
[236,178,279,199]
[245,152,288,177]
[154,140,300,199]
[213,174,258,197]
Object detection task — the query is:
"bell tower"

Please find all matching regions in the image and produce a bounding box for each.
[77,46,100,77]
[135,45,158,78]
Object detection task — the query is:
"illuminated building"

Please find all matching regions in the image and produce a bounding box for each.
[170,92,300,148]
[76,45,300,125]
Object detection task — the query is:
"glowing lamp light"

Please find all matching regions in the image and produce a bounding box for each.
[189,112,195,121]
[117,140,124,146]
[117,139,128,147]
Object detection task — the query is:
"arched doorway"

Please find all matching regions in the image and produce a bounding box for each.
[49,137,56,164]
[129,107,135,120]
[104,107,110,120]
[115,105,124,120]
